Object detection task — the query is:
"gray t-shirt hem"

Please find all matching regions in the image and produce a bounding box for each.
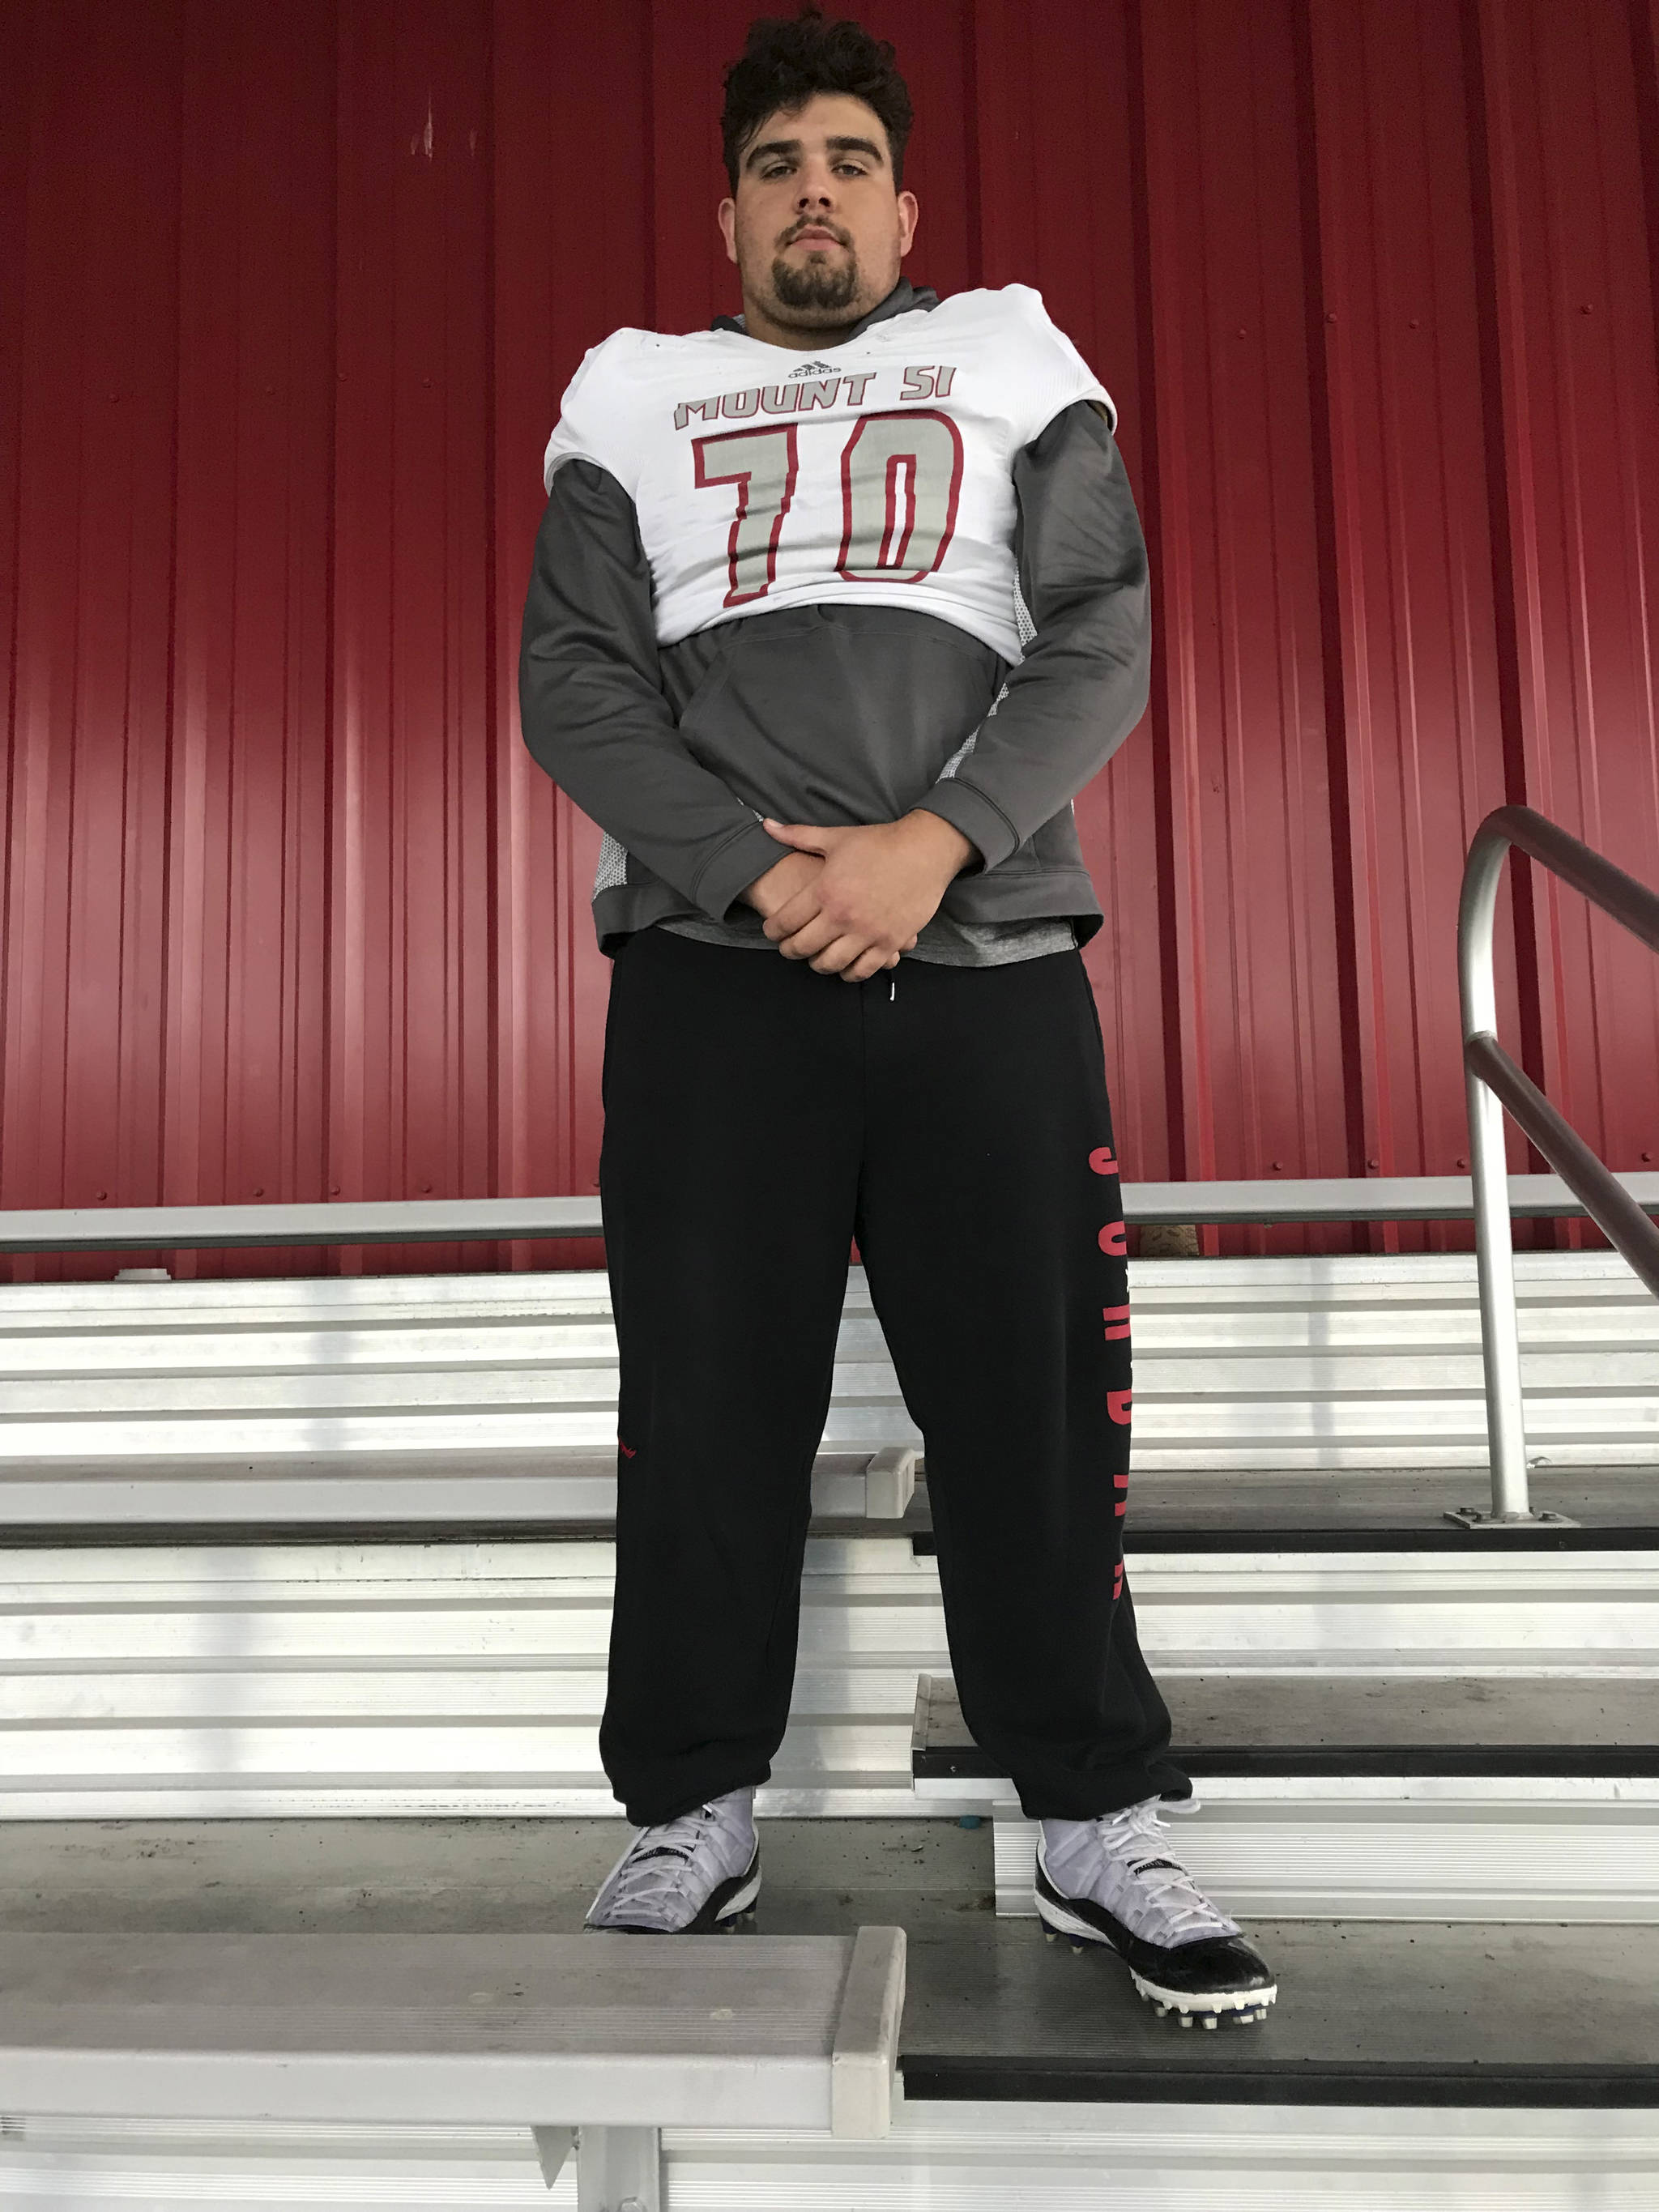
[655,909,1077,966]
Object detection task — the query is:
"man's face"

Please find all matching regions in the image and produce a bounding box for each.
[718,91,919,337]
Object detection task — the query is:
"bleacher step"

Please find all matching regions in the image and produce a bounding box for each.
[912,1673,1659,1920]
[0,1925,905,2137]
[889,1918,1659,2108]
[1114,1465,1659,1542]
[0,1536,1653,1823]
[0,1820,1653,2201]
[6,1255,1659,1530]
[913,1672,1659,1780]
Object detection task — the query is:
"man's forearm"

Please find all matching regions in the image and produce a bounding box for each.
[909,402,1150,872]
[744,808,976,914]
[518,459,786,923]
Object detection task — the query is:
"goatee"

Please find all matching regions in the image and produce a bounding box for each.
[770,251,860,315]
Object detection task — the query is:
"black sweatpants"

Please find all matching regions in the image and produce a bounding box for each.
[595,923,1190,1827]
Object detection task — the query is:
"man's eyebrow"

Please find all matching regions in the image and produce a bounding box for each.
[743,134,886,168]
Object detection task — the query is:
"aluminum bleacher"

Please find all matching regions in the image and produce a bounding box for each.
[0,1238,1655,1825]
[0,1924,907,2202]
[2,1238,1658,1524]
[2,795,1658,2205]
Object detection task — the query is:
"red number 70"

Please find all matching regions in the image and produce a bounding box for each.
[693,411,965,608]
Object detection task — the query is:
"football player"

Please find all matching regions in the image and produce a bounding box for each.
[518,3,1276,2029]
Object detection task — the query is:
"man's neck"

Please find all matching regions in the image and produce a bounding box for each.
[727,275,919,350]
[737,300,868,350]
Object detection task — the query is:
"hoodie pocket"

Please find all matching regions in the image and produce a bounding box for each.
[669,604,1007,828]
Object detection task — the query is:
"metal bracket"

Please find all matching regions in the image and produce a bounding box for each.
[531,2125,575,2189]
[574,2124,662,2212]
[1444,1506,1579,1530]
[864,1443,919,1519]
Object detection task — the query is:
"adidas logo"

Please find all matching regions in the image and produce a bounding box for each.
[789,360,838,377]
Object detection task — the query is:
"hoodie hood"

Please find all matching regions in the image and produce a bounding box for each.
[710,275,940,342]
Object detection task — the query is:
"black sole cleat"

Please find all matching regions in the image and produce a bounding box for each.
[1037,1873,1277,2028]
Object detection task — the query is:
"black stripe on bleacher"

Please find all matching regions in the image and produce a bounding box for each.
[907,1527,1659,1555]
[0,1520,1651,1551]
[911,1741,1659,1779]
[0,1521,623,1549]
[896,2054,1659,2107]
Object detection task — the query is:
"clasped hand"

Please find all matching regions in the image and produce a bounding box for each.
[746,812,973,982]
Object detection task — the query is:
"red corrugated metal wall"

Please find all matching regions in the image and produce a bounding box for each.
[4,0,1658,1282]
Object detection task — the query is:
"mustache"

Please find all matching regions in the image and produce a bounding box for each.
[779,219,852,249]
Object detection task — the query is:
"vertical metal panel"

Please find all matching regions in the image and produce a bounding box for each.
[164,2,338,1280]
[1132,0,1353,1253]
[1470,0,1659,1218]
[3,2,184,1265]
[330,0,497,1281]
[1299,0,1520,1253]
[491,0,652,1276]
[650,0,757,340]
[3,0,1658,1283]
[970,0,1174,1183]
[0,6,31,1237]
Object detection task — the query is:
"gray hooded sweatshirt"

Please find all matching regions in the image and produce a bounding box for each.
[518,278,1152,965]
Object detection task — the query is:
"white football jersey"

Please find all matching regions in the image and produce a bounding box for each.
[541,284,1113,663]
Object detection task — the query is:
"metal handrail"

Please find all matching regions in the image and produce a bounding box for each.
[1457,803,1659,1528]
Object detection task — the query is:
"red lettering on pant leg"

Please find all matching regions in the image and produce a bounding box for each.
[1089,1146,1119,1175]
[1098,1220,1127,1256]
[1115,1472,1129,1519]
[1101,1302,1130,1340]
[1108,1389,1132,1425]
[1112,1562,1124,1600]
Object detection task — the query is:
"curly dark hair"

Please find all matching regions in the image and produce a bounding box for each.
[720,6,914,193]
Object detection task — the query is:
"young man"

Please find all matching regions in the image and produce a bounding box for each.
[518,6,1276,2028]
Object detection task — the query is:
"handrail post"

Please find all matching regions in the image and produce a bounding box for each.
[1463,1062,1531,1516]
[1446,796,1659,1531]
[1454,821,1536,1525]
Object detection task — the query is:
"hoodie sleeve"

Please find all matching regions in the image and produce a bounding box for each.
[517,454,787,923]
[910,399,1151,875]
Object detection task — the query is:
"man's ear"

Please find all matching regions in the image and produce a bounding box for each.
[897,189,919,258]
[717,196,739,266]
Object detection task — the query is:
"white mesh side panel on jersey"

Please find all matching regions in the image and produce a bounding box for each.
[1013,576,1037,649]
[593,808,767,901]
[594,833,629,895]
[940,577,1030,777]
[940,585,1073,816]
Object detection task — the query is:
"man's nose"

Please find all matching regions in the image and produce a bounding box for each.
[795,172,835,209]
